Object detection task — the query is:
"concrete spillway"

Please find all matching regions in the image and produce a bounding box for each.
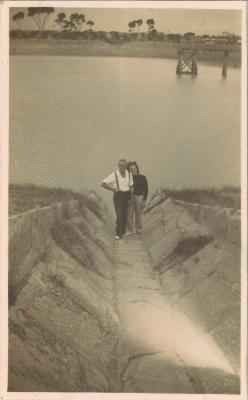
[8,192,240,393]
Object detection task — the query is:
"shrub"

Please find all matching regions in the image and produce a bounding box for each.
[160,187,241,209]
[9,183,104,218]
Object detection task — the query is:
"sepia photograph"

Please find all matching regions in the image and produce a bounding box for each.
[0,0,247,398]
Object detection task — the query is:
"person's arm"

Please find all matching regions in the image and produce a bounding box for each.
[101,182,117,193]
[101,173,118,193]
[142,176,148,204]
[129,173,134,193]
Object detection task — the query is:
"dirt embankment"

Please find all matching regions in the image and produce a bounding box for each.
[10,39,241,64]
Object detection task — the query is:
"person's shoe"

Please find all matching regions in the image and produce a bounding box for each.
[115,235,121,240]
[135,230,142,234]
[125,231,133,237]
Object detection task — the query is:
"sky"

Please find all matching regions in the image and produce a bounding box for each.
[9,7,242,35]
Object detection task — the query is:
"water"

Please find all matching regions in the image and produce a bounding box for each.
[10,56,241,212]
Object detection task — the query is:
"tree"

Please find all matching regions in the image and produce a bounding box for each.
[63,19,76,32]
[12,11,25,30]
[167,33,181,43]
[110,31,120,40]
[136,19,143,33]
[70,13,86,31]
[54,12,66,31]
[27,7,54,31]
[146,18,155,32]
[226,33,240,45]
[86,20,94,30]
[128,19,143,34]
[184,32,195,40]
[70,13,80,31]
[128,21,136,33]
[78,14,86,31]
[97,31,106,40]
[147,28,158,41]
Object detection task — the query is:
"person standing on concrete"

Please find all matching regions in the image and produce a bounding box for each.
[101,159,134,240]
[126,161,148,235]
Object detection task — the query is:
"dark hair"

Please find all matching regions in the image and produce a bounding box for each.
[127,161,139,174]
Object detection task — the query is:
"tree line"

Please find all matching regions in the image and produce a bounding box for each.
[12,8,94,32]
[128,18,155,33]
[13,8,155,34]
[11,7,241,45]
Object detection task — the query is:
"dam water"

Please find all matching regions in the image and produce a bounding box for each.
[10,55,241,213]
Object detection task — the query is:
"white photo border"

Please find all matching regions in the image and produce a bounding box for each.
[0,1,247,400]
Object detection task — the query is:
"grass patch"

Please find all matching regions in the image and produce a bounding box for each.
[151,186,241,210]
[9,183,104,219]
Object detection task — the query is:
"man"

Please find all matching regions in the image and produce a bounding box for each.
[126,161,148,234]
[101,159,134,240]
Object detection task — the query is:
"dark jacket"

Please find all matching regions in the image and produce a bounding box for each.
[133,174,148,200]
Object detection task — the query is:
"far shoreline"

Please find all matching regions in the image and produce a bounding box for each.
[9,39,242,66]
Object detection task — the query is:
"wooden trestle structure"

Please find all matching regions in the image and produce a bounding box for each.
[176,51,198,75]
[176,49,230,77]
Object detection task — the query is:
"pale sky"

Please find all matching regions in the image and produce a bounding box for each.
[9,7,242,35]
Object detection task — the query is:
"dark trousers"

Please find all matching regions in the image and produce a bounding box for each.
[113,191,131,237]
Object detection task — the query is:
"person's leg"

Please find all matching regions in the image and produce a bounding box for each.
[126,194,135,233]
[121,192,130,236]
[134,195,144,233]
[113,193,123,237]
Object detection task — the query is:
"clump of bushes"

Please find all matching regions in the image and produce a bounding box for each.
[9,183,104,219]
[160,186,241,210]
[10,29,100,41]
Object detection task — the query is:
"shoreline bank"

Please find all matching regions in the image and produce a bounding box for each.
[10,39,241,65]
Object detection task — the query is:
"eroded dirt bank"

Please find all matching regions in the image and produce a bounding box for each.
[8,193,240,393]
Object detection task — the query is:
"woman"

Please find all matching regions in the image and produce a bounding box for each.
[126,161,148,234]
